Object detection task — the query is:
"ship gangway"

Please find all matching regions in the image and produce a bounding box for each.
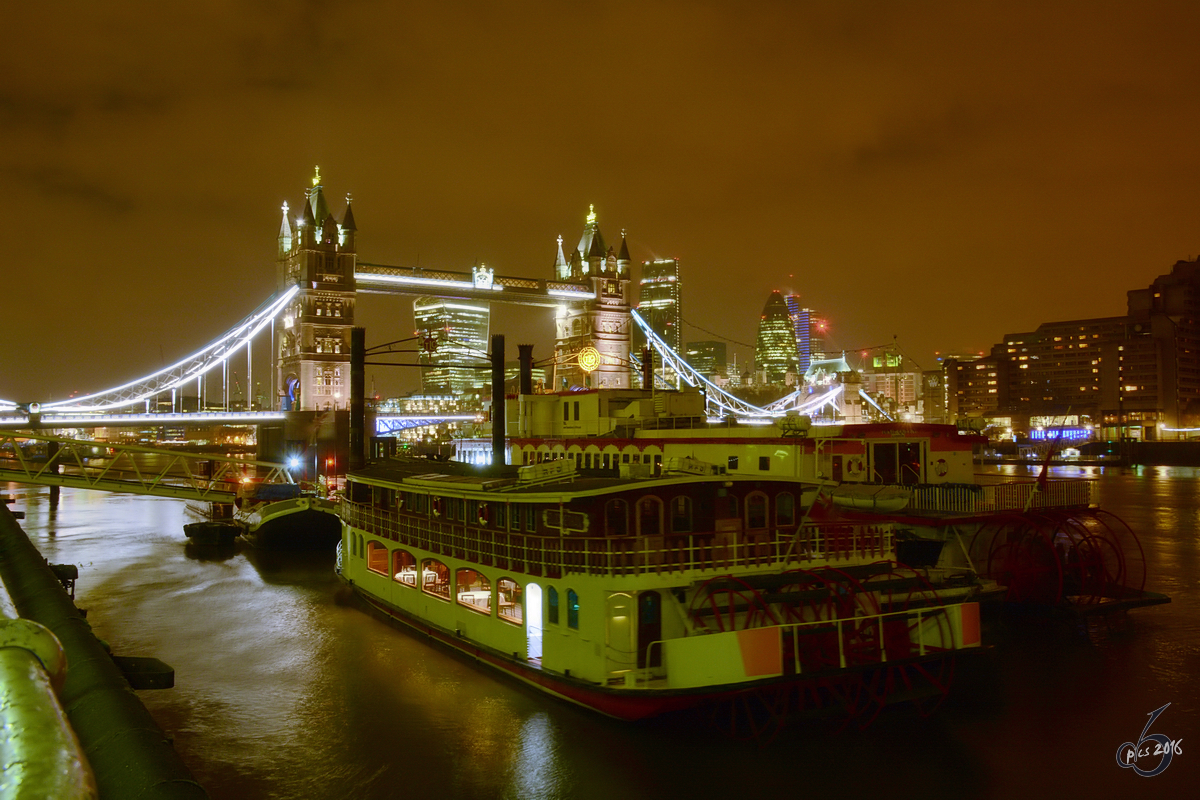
[0,433,294,503]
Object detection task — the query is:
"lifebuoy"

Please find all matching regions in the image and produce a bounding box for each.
[432,496,442,517]
[477,503,489,526]
[846,456,864,475]
[934,458,949,477]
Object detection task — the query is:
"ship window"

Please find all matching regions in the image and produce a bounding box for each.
[728,455,739,471]
[776,493,796,527]
[456,569,491,615]
[671,496,692,532]
[367,541,389,575]
[637,496,663,536]
[563,403,570,422]
[548,586,559,624]
[758,456,770,471]
[498,578,523,625]
[393,550,417,586]
[605,499,628,536]
[746,492,768,530]
[573,401,580,421]
[420,559,450,600]
[496,504,508,530]
[567,589,580,629]
[526,505,537,532]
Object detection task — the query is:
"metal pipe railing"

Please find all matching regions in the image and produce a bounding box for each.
[0,506,207,799]
[342,500,895,578]
[0,581,97,799]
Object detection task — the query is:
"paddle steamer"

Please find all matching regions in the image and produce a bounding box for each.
[337,450,983,727]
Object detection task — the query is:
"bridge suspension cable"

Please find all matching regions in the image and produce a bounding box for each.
[631,310,853,419]
[630,310,772,417]
[41,286,299,413]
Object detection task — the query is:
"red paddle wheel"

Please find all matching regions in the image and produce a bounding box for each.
[770,567,879,673]
[690,562,959,739]
[969,509,1147,606]
[851,562,957,727]
[687,574,779,633]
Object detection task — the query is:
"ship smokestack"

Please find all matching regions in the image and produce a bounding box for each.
[350,326,366,470]
[518,344,534,395]
[491,334,505,470]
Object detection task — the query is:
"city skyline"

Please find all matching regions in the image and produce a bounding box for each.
[6,2,1200,402]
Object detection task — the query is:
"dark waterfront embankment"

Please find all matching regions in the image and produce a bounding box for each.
[0,504,206,799]
[5,466,1199,800]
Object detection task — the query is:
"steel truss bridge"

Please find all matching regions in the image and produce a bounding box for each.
[1,281,868,432]
[0,433,294,503]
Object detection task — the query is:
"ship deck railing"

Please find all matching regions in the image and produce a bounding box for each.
[617,599,979,690]
[342,500,896,579]
[902,477,1092,515]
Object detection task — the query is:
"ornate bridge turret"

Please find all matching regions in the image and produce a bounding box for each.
[275,167,358,411]
[552,206,633,390]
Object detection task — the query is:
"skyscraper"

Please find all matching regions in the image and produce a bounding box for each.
[413,297,491,395]
[686,341,727,378]
[275,168,357,411]
[636,257,682,353]
[756,290,799,384]
[784,294,826,376]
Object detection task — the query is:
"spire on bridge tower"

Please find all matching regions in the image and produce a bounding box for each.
[553,235,568,280]
[307,165,333,231]
[278,201,292,257]
[340,194,357,251]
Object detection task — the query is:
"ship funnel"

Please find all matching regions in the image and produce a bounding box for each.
[491,334,506,470]
[518,344,534,395]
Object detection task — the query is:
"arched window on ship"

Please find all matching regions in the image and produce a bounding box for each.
[670,496,692,533]
[393,550,416,585]
[366,541,389,575]
[567,589,580,629]
[637,496,663,537]
[456,569,491,614]
[746,492,768,531]
[776,492,796,527]
[547,586,559,624]
[605,500,628,536]
[498,578,522,624]
[421,559,450,600]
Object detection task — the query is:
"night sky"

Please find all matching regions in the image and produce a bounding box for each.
[6,1,1200,403]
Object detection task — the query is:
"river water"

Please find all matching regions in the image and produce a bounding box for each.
[5,464,1198,800]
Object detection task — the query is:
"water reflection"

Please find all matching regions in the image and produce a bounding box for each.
[505,714,564,800]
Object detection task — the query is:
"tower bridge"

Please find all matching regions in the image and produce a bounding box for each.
[2,170,856,439]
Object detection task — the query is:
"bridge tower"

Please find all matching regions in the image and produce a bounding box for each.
[275,168,358,411]
[552,206,633,390]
